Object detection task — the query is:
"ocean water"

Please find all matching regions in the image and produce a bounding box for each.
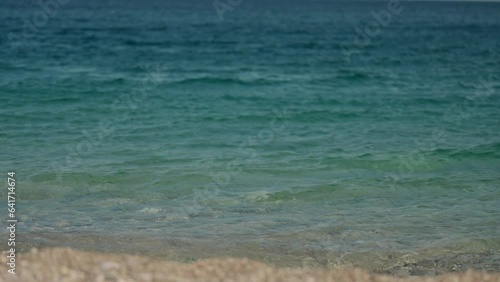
[1,0,500,276]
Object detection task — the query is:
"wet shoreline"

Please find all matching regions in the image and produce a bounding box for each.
[2,247,500,282]
[9,231,500,277]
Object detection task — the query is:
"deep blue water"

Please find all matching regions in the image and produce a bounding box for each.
[1,0,499,275]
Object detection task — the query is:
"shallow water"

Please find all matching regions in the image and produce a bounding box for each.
[1,0,499,276]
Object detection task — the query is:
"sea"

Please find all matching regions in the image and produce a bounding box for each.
[1,0,499,276]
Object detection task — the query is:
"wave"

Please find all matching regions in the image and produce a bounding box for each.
[430,142,500,159]
[167,76,287,86]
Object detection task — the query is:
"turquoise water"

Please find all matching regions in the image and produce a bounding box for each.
[1,0,500,275]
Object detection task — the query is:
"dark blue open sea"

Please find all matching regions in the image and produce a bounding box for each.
[1,0,499,276]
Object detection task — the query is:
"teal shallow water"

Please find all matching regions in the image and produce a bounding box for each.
[1,0,500,275]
